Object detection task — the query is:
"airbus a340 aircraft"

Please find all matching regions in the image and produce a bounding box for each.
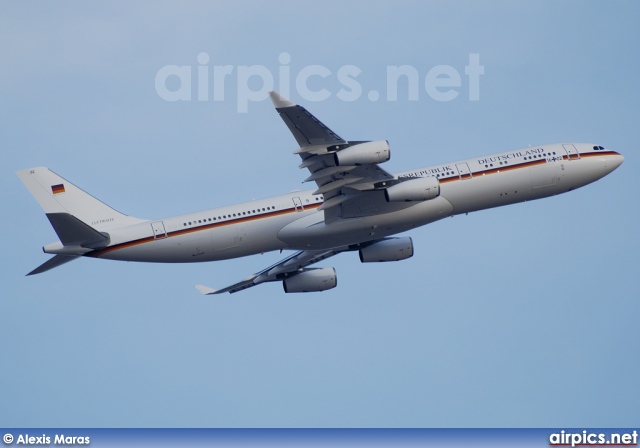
[18,92,623,294]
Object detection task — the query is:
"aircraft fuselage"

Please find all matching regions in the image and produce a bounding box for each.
[84,142,622,263]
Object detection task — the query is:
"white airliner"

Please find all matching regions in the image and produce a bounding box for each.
[17,92,623,294]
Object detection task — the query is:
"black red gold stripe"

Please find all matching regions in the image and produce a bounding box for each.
[87,202,322,258]
[440,158,547,184]
[87,151,620,257]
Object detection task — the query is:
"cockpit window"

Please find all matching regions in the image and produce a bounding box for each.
[593,145,605,151]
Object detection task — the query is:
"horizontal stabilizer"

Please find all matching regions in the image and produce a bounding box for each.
[27,255,79,276]
[47,213,110,248]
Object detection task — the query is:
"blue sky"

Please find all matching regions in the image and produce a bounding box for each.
[1,1,638,427]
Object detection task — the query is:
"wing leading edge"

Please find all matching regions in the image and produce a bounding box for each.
[196,247,348,295]
[197,93,408,295]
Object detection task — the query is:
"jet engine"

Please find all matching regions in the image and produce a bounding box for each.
[359,237,414,262]
[384,176,440,202]
[282,267,337,293]
[334,140,390,166]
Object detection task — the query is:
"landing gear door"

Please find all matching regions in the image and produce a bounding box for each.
[562,144,580,160]
[456,163,472,180]
[151,221,167,239]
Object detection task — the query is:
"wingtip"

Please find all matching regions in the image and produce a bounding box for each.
[269,91,295,108]
[195,285,218,295]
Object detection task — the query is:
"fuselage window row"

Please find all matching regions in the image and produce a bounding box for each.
[182,206,279,227]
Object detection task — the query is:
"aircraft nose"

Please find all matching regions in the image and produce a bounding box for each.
[607,151,624,173]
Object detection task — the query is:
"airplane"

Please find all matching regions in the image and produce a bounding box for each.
[17,91,624,294]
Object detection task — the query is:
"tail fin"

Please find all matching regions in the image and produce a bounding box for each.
[17,167,146,275]
[16,167,145,231]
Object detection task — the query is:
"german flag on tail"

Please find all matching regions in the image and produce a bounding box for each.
[51,184,65,195]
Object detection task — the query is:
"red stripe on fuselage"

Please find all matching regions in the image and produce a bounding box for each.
[87,202,322,257]
[88,151,621,257]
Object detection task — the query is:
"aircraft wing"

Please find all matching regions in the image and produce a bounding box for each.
[196,95,408,295]
[269,91,396,223]
[196,247,349,295]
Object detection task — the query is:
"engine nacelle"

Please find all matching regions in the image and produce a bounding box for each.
[334,140,390,166]
[359,237,414,263]
[384,176,440,202]
[282,267,337,293]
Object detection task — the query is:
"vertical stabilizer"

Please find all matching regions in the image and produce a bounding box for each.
[17,167,147,275]
[16,167,145,231]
